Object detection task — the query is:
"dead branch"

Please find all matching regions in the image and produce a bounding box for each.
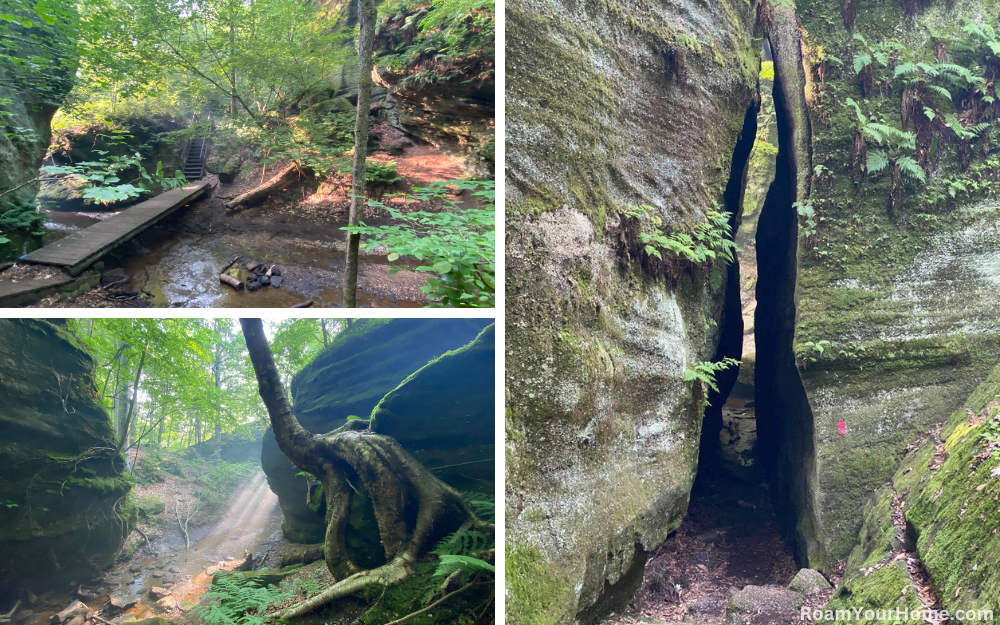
[0,599,20,621]
[383,582,480,625]
[175,496,199,550]
[220,274,244,291]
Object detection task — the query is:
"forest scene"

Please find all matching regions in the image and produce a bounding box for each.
[0,0,494,308]
[0,318,496,625]
[506,0,1000,622]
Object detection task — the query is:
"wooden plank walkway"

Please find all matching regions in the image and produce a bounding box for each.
[21,183,208,276]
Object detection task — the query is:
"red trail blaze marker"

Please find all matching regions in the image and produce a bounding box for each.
[838,420,846,436]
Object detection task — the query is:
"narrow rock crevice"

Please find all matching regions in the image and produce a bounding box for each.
[753,27,823,568]
[701,98,759,464]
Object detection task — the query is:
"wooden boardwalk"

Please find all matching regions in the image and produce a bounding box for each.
[21,183,208,276]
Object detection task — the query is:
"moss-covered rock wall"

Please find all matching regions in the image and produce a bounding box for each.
[782,0,1000,567]
[369,323,495,492]
[0,320,134,601]
[264,319,491,543]
[0,5,77,260]
[504,0,761,620]
[826,364,1000,618]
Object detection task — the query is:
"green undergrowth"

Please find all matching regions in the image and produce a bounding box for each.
[794,0,1000,352]
[375,0,494,86]
[0,200,47,262]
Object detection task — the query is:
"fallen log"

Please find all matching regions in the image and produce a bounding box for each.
[291,299,313,308]
[224,164,301,211]
[220,274,244,291]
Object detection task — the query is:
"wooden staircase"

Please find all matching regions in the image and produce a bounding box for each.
[181,138,209,181]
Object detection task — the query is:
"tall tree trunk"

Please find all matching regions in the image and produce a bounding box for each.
[321,319,329,347]
[114,343,129,447]
[158,407,165,446]
[343,0,378,308]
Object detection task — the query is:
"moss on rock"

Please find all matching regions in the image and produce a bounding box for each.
[264,319,490,543]
[826,364,1000,614]
[505,0,759,618]
[0,320,134,596]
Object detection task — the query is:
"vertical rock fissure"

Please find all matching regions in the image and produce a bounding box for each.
[753,37,823,567]
[700,100,759,464]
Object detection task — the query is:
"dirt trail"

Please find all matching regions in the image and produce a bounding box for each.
[605,451,835,625]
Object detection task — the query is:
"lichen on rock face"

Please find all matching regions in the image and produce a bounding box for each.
[785,0,1000,567]
[0,319,134,596]
[505,0,760,619]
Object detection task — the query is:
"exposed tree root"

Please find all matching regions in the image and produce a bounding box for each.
[240,319,494,618]
[279,554,412,619]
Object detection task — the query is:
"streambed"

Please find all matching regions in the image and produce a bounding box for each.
[21,473,283,625]
[33,142,472,308]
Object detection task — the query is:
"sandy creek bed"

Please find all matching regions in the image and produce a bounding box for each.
[23,473,283,625]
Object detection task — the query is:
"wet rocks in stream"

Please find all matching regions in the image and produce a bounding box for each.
[148,588,170,601]
[244,261,282,292]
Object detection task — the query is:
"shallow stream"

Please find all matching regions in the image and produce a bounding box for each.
[24,473,283,625]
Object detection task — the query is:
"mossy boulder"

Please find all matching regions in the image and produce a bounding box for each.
[369,323,495,490]
[0,14,76,213]
[306,97,353,116]
[0,320,135,597]
[264,319,491,543]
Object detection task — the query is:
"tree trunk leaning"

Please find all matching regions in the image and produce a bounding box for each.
[343,0,378,308]
[224,164,300,210]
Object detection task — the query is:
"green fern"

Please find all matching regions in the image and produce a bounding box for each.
[628,203,736,265]
[853,52,872,75]
[462,491,495,520]
[893,62,916,78]
[432,528,491,556]
[896,156,926,182]
[866,150,890,174]
[194,575,294,625]
[683,357,740,393]
[433,555,495,579]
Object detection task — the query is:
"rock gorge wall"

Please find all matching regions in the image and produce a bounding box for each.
[826,364,1000,616]
[507,0,1000,620]
[0,10,76,211]
[787,0,1000,567]
[0,320,134,600]
[504,0,761,621]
